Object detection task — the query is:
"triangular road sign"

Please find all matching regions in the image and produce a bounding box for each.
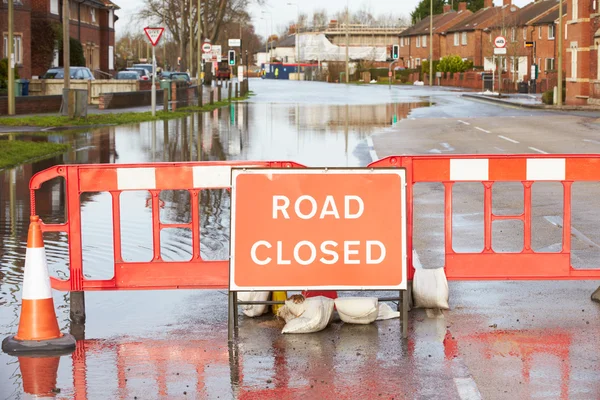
[144,27,165,47]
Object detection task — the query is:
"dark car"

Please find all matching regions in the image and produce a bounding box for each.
[116,71,141,80]
[132,63,154,77]
[125,68,150,81]
[216,62,231,80]
[42,67,95,80]
[170,72,191,85]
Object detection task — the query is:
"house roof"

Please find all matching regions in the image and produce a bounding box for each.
[72,0,120,10]
[530,2,566,25]
[489,0,558,28]
[400,10,471,37]
[446,4,519,33]
[275,35,296,48]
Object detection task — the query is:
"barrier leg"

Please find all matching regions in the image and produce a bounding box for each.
[402,289,409,339]
[233,291,238,329]
[70,291,86,325]
[228,291,237,343]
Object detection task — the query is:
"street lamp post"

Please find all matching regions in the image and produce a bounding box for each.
[7,0,15,115]
[557,0,563,106]
[287,2,300,81]
[262,10,273,61]
[429,0,433,86]
[345,0,349,83]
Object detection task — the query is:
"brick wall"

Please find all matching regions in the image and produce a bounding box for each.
[98,89,166,110]
[0,94,61,115]
[0,1,32,79]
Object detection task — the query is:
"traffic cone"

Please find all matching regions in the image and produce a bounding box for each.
[2,215,76,356]
[18,355,61,398]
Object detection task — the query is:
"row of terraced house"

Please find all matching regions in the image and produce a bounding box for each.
[0,0,119,79]
[399,0,600,105]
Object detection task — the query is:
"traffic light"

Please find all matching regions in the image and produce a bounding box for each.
[392,45,399,60]
[228,50,236,65]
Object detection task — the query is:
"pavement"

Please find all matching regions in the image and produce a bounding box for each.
[463,91,600,111]
[3,80,600,399]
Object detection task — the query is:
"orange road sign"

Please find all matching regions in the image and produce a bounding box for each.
[230,168,407,291]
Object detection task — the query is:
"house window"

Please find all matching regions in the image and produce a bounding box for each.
[545,58,555,71]
[416,36,421,48]
[422,35,427,47]
[511,27,517,42]
[109,46,114,70]
[400,37,404,47]
[51,0,59,15]
[52,41,59,67]
[522,27,527,40]
[462,32,467,45]
[454,32,459,46]
[548,24,555,39]
[572,0,578,20]
[3,34,23,65]
[109,10,114,29]
[538,26,542,39]
[90,8,96,24]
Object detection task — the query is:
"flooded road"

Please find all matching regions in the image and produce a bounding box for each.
[2,80,600,399]
[0,80,429,398]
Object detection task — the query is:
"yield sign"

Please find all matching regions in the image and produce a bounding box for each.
[144,27,165,47]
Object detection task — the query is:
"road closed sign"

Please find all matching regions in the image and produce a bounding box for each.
[230,168,407,291]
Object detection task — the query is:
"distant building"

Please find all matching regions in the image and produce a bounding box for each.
[0,0,119,79]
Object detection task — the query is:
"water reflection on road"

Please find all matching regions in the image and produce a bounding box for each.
[0,84,427,398]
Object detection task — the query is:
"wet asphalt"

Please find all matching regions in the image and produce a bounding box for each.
[2,79,600,399]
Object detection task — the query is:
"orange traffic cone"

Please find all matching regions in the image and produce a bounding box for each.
[2,215,76,356]
[18,356,61,397]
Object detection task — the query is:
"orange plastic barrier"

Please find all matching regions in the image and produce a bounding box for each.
[29,161,304,291]
[368,154,600,281]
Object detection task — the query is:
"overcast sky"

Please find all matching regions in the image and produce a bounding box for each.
[117,0,532,38]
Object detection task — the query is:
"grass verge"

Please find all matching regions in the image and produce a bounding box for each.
[0,92,253,128]
[0,140,69,169]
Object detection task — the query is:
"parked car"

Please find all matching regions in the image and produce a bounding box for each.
[132,63,154,77]
[125,68,150,81]
[116,71,142,80]
[169,72,191,85]
[160,71,175,80]
[42,67,95,80]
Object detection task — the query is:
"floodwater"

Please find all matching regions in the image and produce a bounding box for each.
[0,80,431,398]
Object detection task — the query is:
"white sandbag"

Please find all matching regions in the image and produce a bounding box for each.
[334,297,379,325]
[281,296,334,334]
[237,291,270,317]
[376,303,401,320]
[412,267,449,310]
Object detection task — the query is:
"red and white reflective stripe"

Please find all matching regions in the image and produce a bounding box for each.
[80,165,263,192]
[22,247,52,300]
[411,157,596,182]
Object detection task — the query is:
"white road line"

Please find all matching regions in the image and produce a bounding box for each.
[366,137,374,148]
[455,378,483,400]
[498,135,519,144]
[367,137,379,161]
[583,139,600,145]
[528,146,548,154]
[457,120,470,125]
[475,127,491,133]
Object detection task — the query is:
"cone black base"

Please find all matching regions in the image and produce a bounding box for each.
[2,333,76,356]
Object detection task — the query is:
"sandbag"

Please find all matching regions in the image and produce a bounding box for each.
[279,296,334,334]
[334,297,379,325]
[237,291,270,317]
[412,267,449,310]
[376,303,401,320]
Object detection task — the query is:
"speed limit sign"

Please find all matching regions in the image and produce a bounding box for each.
[202,43,212,53]
[494,36,507,48]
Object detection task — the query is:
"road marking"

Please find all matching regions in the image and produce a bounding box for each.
[475,127,491,133]
[497,135,519,144]
[545,216,600,249]
[583,139,600,145]
[528,146,548,154]
[455,378,483,400]
[457,120,470,125]
[366,137,379,162]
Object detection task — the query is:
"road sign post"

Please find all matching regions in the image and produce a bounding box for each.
[144,27,165,117]
[493,36,506,96]
[230,168,407,291]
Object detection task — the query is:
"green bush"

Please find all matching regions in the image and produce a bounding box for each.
[368,68,391,79]
[54,25,86,67]
[437,55,471,73]
[421,60,440,77]
[542,87,566,105]
[0,58,20,89]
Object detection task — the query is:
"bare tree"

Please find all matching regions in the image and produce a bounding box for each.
[311,9,328,30]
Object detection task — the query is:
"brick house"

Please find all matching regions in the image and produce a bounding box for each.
[0,0,119,79]
[484,0,560,83]
[399,2,472,69]
[1,0,32,79]
[444,0,520,67]
[562,0,600,105]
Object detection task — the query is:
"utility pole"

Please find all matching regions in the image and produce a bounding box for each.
[197,0,202,82]
[7,0,15,115]
[63,0,71,115]
[557,0,563,106]
[345,1,349,83]
[429,0,433,86]
[288,2,300,81]
[189,0,194,76]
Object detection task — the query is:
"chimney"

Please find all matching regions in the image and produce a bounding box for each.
[443,4,451,13]
[484,0,493,8]
[458,2,468,11]
[503,0,511,5]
